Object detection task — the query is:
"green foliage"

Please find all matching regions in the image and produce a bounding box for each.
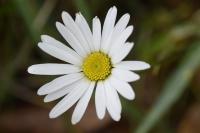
[135,42,200,133]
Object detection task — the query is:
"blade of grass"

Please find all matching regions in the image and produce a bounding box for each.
[13,0,38,41]
[13,0,57,68]
[136,22,200,62]
[74,0,92,20]
[0,0,57,104]
[122,99,143,122]
[135,41,200,133]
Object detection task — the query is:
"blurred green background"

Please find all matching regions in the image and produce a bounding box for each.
[1,0,200,133]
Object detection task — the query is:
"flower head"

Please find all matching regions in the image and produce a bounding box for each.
[28,6,150,124]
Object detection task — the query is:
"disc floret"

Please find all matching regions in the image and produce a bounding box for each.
[82,52,112,81]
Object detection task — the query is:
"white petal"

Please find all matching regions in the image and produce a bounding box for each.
[49,78,90,118]
[38,42,81,65]
[112,13,130,39]
[75,13,94,51]
[101,6,117,53]
[104,80,121,121]
[115,61,151,71]
[37,73,83,95]
[109,26,133,56]
[109,76,135,100]
[111,42,134,64]
[108,14,130,52]
[92,17,101,51]
[28,63,81,75]
[62,12,90,53]
[71,82,95,124]
[104,80,122,114]
[44,87,72,103]
[44,79,82,102]
[111,68,140,82]
[95,81,106,119]
[41,35,82,65]
[101,30,113,53]
[56,22,87,57]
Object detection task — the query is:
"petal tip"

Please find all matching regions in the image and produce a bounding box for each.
[27,66,33,74]
[143,62,151,70]
[37,42,43,48]
[112,6,117,10]
[129,93,135,100]
[43,96,50,103]
[55,21,60,27]
[135,75,140,81]
[61,11,67,16]
[125,13,130,18]
[49,111,57,119]
[71,118,78,125]
[97,115,104,120]
[71,121,77,125]
[37,89,45,96]
[113,114,121,122]
[41,34,48,41]
[146,63,151,69]
[129,25,134,31]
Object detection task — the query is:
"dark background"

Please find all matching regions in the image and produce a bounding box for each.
[0,0,200,133]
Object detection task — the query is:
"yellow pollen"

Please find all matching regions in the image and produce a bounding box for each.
[82,52,112,81]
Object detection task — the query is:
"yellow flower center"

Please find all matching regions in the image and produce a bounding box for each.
[82,52,112,81]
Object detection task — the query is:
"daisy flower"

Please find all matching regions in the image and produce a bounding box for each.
[28,6,150,124]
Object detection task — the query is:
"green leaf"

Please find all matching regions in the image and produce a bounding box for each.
[135,41,200,133]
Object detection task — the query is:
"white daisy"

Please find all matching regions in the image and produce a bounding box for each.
[28,6,150,124]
